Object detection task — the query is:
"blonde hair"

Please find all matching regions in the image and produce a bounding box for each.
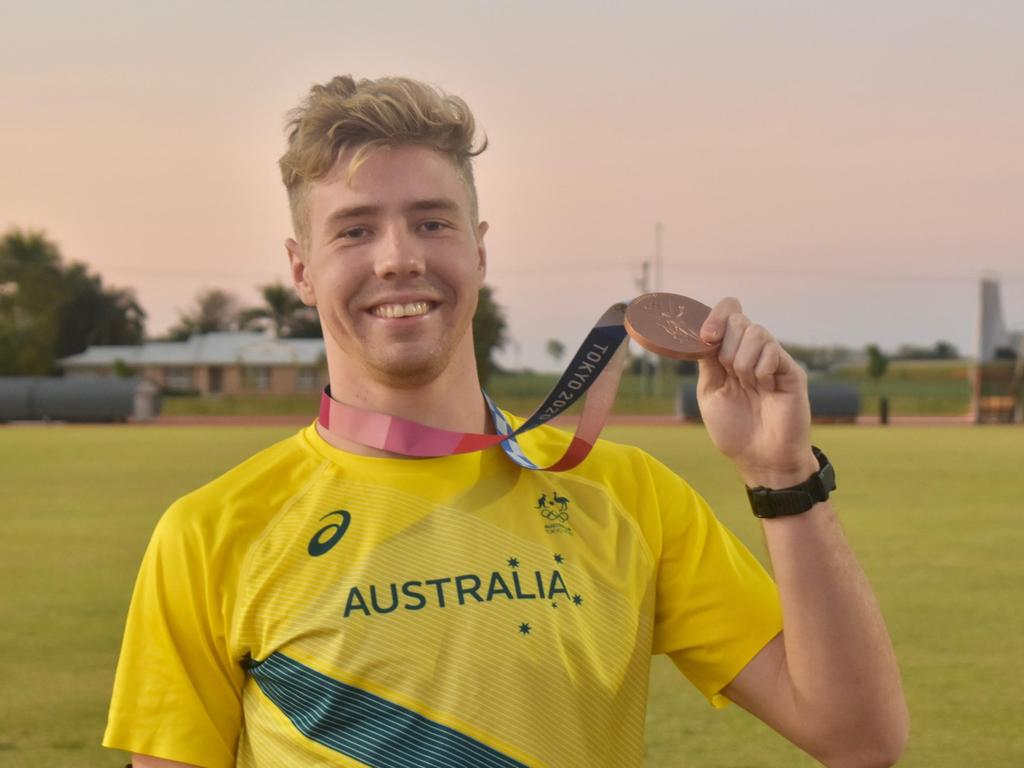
[279,75,487,245]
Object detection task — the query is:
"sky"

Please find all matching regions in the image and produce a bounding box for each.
[2,0,1022,371]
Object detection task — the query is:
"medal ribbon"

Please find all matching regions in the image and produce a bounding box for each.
[318,303,631,472]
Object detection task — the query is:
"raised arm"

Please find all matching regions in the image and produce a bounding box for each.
[696,298,909,767]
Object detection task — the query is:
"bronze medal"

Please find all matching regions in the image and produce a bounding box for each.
[624,292,719,360]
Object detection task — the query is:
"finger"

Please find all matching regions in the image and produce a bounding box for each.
[733,324,772,390]
[700,296,742,344]
[773,346,808,392]
[753,340,782,393]
[716,311,751,374]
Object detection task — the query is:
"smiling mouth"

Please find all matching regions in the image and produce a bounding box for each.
[370,301,435,319]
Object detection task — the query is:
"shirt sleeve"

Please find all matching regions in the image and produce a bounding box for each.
[646,456,783,708]
[103,499,245,767]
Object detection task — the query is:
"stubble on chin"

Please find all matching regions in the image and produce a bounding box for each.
[361,340,454,390]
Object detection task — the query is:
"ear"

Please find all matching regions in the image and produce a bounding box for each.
[475,221,489,282]
[286,238,316,306]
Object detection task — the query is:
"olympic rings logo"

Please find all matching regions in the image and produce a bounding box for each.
[541,508,569,523]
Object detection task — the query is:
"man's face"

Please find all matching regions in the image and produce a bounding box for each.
[288,144,487,389]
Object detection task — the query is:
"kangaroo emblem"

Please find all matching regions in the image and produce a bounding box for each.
[536,490,572,529]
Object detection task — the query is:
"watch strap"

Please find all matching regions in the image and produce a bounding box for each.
[746,446,836,519]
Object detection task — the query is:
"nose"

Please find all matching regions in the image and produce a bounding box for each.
[373,224,425,280]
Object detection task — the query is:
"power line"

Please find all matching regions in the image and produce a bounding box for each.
[489,261,1024,284]
[87,258,1024,285]
[84,263,285,281]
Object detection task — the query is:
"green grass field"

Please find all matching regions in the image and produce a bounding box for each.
[1,424,1021,766]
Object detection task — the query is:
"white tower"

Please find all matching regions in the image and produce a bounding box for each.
[975,278,1008,362]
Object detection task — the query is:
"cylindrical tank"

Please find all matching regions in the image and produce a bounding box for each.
[0,377,161,422]
[0,378,33,421]
[676,381,861,423]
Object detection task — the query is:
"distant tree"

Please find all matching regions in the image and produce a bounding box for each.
[933,340,959,360]
[238,281,322,338]
[112,358,136,378]
[167,288,241,340]
[472,284,507,386]
[55,262,145,358]
[0,228,145,375]
[545,339,565,368]
[894,340,961,360]
[0,230,64,374]
[866,344,888,380]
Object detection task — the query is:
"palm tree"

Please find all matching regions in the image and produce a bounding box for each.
[167,288,241,340]
[545,339,565,369]
[472,284,508,385]
[238,282,321,338]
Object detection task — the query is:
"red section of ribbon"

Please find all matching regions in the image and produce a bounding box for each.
[544,436,594,473]
[455,433,503,452]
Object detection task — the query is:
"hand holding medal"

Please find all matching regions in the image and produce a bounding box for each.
[686,295,816,489]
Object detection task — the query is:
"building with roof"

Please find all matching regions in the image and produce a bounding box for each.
[58,332,327,396]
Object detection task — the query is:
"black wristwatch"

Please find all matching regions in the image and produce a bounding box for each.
[746,446,836,519]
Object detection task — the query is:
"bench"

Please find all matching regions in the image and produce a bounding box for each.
[976,395,1017,423]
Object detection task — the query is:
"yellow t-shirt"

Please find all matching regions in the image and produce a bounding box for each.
[104,421,781,767]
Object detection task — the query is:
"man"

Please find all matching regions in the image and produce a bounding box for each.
[104,75,908,767]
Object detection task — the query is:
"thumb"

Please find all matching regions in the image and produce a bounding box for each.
[696,310,728,393]
[697,353,727,394]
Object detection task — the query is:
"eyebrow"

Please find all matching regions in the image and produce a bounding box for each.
[323,197,462,231]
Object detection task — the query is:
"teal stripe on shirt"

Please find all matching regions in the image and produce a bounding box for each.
[247,652,529,767]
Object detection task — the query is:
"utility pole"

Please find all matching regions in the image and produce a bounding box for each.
[636,223,666,398]
[654,221,663,294]
[653,222,663,396]
[635,259,653,396]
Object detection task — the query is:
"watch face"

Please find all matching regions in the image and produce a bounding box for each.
[822,463,836,492]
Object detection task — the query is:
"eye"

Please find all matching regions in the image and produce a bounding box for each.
[340,227,369,240]
[420,220,449,233]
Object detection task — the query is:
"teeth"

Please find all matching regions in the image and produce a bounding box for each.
[373,302,431,318]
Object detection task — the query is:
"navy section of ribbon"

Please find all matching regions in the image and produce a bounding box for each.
[493,302,630,439]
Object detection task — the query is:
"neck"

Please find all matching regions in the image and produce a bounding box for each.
[319,353,492,458]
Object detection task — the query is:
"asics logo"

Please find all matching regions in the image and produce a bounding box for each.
[308,510,351,557]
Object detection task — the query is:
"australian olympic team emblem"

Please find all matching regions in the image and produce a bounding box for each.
[536,492,569,521]
[536,492,573,534]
